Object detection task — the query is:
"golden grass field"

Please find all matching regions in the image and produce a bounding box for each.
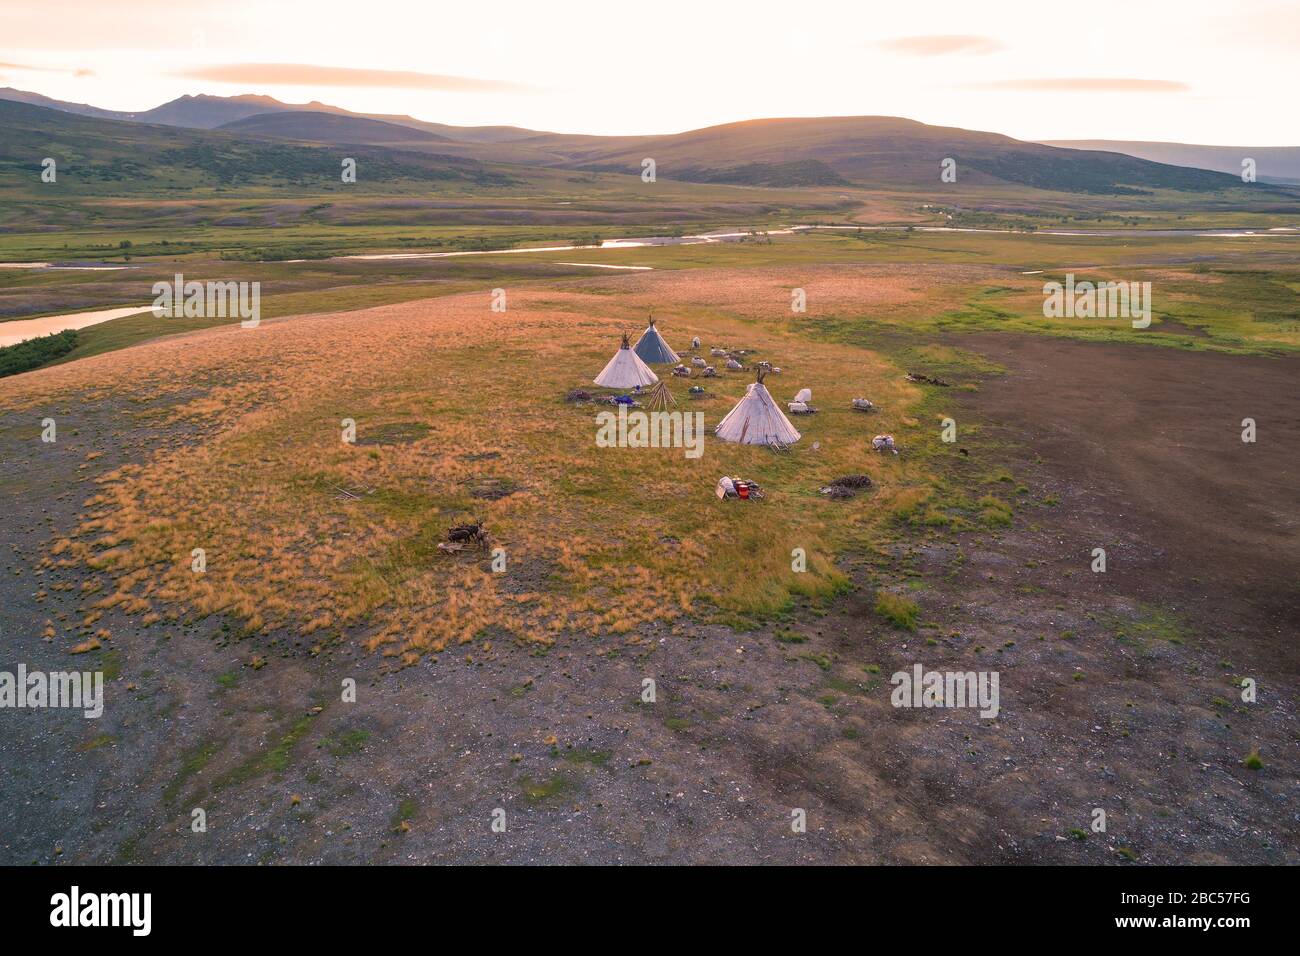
[2,265,997,662]
[4,251,1297,868]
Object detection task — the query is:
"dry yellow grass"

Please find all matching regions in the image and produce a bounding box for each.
[2,266,953,659]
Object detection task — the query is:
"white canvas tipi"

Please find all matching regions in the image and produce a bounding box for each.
[595,333,659,389]
[714,369,802,445]
[633,316,680,364]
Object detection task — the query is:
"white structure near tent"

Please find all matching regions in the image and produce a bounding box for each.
[714,369,801,445]
[794,388,812,403]
[595,333,659,389]
[633,316,680,364]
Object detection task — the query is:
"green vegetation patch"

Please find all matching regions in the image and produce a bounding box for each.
[1107,605,1189,646]
[0,329,78,378]
[519,773,575,804]
[324,728,371,757]
[874,590,919,631]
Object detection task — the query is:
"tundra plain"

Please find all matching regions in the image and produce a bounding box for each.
[1,231,1297,863]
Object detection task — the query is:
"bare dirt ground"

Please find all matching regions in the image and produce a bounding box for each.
[1,300,1295,865]
[959,335,1298,624]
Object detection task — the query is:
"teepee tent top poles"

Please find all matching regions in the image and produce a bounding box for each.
[633,314,680,365]
[594,332,659,389]
[714,368,802,446]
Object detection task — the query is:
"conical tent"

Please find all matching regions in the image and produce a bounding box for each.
[633,316,680,364]
[595,333,659,389]
[714,369,802,445]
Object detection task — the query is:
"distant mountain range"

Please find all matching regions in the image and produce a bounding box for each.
[0,85,1286,195]
[1039,140,1300,185]
[0,87,541,140]
[220,110,457,144]
[0,98,513,192]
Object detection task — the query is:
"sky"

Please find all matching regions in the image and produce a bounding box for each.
[2,0,1298,144]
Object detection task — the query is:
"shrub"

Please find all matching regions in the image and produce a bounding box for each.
[977,495,1014,527]
[0,329,78,378]
[874,590,919,631]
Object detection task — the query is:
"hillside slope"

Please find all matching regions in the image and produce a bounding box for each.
[218,110,455,145]
[0,86,138,122]
[537,116,1247,193]
[1041,139,1300,184]
[0,99,512,193]
[1,86,1257,193]
[0,87,546,143]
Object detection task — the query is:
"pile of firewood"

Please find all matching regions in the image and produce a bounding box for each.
[437,521,492,553]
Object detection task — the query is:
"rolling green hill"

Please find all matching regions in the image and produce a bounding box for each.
[2,86,1273,195]
[0,87,548,143]
[0,99,513,194]
[218,110,456,145]
[536,116,1254,194]
[1040,138,1300,184]
[2,91,1295,265]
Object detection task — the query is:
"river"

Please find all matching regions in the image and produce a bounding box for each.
[2,223,1295,347]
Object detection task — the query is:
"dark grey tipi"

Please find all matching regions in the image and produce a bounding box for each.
[633,316,680,364]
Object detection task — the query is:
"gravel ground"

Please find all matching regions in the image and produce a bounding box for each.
[0,328,1295,865]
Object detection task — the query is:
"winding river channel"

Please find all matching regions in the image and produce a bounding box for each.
[3,224,1296,346]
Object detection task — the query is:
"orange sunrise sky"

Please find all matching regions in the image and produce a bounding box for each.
[3,0,1298,143]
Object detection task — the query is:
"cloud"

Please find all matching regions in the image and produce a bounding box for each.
[964,78,1190,92]
[0,61,94,79]
[173,63,533,93]
[880,35,1002,56]
[0,60,83,73]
